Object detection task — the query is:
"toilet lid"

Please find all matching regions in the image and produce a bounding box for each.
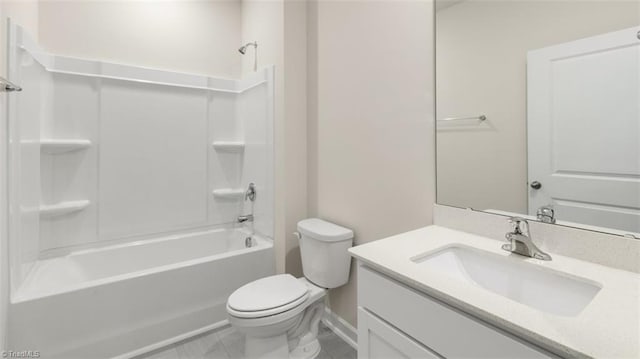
[227,274,309,313]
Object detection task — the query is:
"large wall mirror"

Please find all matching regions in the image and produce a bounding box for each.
[435,0,639,237]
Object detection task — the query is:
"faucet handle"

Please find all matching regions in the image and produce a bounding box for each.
[245,183,256,202]
[508,216,528,234]
[508,216,527,224]
[536,205,556,224]
[538,205,553,212]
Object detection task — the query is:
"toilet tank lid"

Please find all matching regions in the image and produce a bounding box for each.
[297,218,354,242]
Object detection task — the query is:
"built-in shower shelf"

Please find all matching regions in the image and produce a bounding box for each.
[212,141,245,153]
[212,189,244,199]
[40,200,90,218]
[40,139,92,154]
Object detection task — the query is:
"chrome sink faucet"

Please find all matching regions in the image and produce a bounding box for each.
[502,217,552,261]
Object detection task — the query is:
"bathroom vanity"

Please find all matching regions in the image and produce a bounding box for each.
[418,3,640,356]
[349,224,640,358]
[356,266,555,358]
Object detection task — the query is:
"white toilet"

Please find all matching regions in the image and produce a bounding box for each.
[226,218,354,359]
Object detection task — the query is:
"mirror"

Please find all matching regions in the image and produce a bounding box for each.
[435,0,640,237]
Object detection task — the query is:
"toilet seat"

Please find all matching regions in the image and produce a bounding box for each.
[227,274,310,319]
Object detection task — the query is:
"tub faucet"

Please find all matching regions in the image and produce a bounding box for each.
[502,217,551,261]
[237,214,254,223]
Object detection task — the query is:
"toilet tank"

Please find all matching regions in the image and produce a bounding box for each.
[297,218,354,289]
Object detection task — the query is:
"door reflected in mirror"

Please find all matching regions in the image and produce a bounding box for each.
[435,0,640,236]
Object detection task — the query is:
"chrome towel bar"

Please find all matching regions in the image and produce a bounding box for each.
[439,115,486,122]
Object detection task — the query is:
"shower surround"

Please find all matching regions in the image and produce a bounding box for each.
[6,24,275,358]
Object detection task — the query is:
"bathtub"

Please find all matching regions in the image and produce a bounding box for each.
[8,228,274,358]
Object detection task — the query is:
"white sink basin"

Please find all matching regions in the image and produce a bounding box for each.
[412,245,601,316]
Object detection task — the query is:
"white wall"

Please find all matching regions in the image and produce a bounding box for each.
[436,0,640,213]
[5,0,283,277]
[238,69,276,240]
[5,36,269,255]
[34,0,303,289]
[307,0,435,326]
[0,0,38,74]
[39,1,242,78]
[241,0,308,276]
[0,0,39,350]
[241,0,286,274]
[3,0,279,258]
[281,0,308,277]
[24,0,280,253]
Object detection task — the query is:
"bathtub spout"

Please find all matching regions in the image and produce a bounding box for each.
[237,214,254,223]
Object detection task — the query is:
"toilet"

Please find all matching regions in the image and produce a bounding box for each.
[226,218,354,359]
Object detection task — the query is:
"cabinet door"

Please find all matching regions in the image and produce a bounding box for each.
[358,265,556,358]
[358,307,442,359]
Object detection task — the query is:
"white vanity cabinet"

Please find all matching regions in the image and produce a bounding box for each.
[358,307,441,359]
[357,265,558,359]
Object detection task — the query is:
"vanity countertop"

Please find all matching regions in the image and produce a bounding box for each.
[348,225,640,359]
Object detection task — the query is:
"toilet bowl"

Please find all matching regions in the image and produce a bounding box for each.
[227,275,326,358]
[226,218,354,359]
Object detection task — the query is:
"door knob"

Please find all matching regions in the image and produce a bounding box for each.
[530,181,542,190]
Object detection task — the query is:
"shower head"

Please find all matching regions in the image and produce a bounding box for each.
[238,41,257,55]
[238,41,259,72]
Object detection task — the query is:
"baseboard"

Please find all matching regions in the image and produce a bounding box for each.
[116,307,356,358]
[114,320,229,359]
[321,306,358,350]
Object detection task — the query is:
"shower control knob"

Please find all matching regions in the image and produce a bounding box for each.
[530,181,542,190]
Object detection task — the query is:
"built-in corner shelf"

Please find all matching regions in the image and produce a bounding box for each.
[40,139,92,154]
[212,141,245,153]
[212,189,244,200]
[39,200,90,218]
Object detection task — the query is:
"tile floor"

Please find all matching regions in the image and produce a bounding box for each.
[134,322,356,359]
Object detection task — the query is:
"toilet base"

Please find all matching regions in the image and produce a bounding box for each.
[245,333,290,359]
[244,336,320,359]
[290,338,321,359]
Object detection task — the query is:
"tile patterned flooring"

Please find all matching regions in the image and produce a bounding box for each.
[134,323,356,359]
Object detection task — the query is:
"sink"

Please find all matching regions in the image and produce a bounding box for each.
[411,245,601,316]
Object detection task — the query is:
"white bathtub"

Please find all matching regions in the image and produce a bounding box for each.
[8,228,274,358]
